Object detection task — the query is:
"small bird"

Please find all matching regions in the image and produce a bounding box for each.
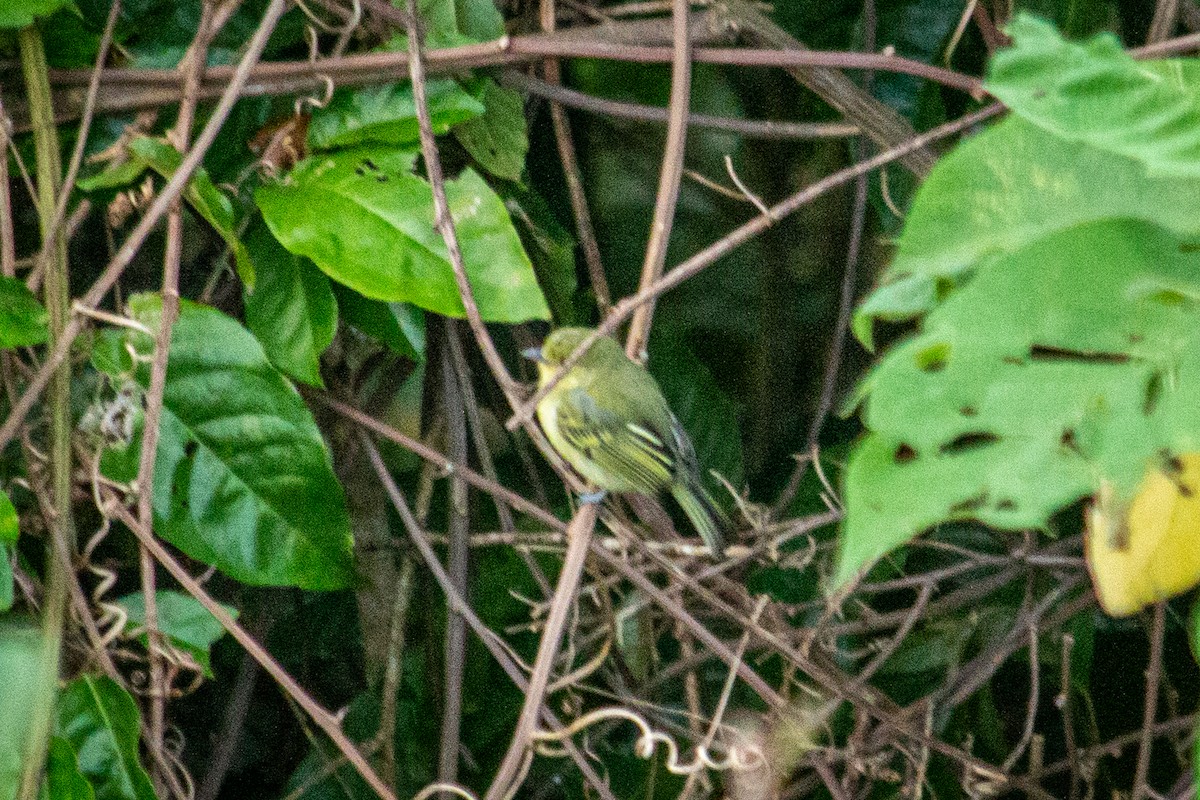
[525,327,731,557]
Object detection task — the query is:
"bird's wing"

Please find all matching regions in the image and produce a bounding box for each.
[555,387,675,493]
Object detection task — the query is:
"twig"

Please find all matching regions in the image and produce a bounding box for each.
[378,554,415,787]
[1149,0,1181,43]
[538,0,611,316]
[108,499,399,800]
[37,0,120,279]
[507,103,1005,431]
[1058,633,1079,800]
[625,0,693,356]
[196,612,271,800]
[1132,603,1167,800]
[438,323,471,790]
[0,0,293,452]
[403,0,528,409]
[136,3,228,782]
[1001,623,1040,773]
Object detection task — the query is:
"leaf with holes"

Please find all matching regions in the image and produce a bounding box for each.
[838,219,1200,586]
[988,15,1200,178]
[94,294,355,590]
[857,23,1200,350]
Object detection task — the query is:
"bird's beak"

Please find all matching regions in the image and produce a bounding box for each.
[522,346,546,363]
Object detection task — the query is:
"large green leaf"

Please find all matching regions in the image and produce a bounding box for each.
[55,677,155,800]
[0,0,70,27]
[255,146,550,322]
[0,276,49,349]
[838,220,1200,585]
[0,619,54,800]
[243,222,337,387]
[115,590,236,678]
[95,295,355,590]
[988,15,1200,177]
[308,80,484,151]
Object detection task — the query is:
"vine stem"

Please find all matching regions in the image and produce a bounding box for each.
[625,0,692,357]
[16,24,74,800]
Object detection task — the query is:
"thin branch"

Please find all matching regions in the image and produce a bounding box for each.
[136,3,229,780]
[625,0,693,356]
[1132,603,1167,800]
[16,27,76,800]
[401,0,520,407]
[538,0,611,316]
[483,503,599,800]
[438,323,471,789]
[314,394,565,531]
[38,0,120,273]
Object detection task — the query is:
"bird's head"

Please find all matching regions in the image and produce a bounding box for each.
[523,327,625,384]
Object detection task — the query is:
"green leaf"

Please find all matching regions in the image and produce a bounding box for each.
[454,80,528,181]
[0,545,12,613]
[0,0,70,28]
[0,618,54,800]
[76,160,150,193]
[126,136,255,287]
[334,284,426,361]
[307,80,484,151]
[0,489,18,544]
[256,146,550,322]
[502,184,578,324]
[115,590,236,678]
[56,676,156,800]
[94,294,356,590]
[455,0,503,40]
[987,16,1200,177]
[838,219,1200,585]
[243,222,337,386]
[0,276,49,348]
[856,116,1200,347]
[43,737,96,800]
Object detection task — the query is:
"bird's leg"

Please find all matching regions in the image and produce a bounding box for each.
[577,489,608,505]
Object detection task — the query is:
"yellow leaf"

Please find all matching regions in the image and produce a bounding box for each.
[1086,453,1200,617]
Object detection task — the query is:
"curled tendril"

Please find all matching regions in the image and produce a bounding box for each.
[411,782,480,800]
[532,707,767,775]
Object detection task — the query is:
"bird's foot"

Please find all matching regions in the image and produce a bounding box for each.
[577,490,608,506]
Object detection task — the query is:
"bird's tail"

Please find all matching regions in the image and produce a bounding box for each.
[671,479,731,558]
